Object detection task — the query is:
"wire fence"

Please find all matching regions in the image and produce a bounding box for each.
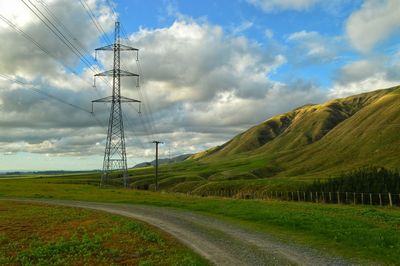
[190,189,400,207]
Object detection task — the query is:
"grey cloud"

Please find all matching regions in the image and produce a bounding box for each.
[0,0,113,77]
[0,84,105,129]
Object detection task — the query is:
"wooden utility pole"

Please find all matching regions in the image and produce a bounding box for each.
[152,141,163,191]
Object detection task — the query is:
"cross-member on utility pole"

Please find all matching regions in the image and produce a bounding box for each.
[92,21,140,188]
[152,140,163,191]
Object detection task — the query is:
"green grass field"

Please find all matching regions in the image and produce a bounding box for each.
[0,200,207,266]
[1,175,400,265]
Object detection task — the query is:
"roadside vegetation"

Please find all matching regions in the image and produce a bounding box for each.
[1,175,400,264]
[0,201,207,266]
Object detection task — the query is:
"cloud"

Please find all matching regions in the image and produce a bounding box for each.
[0,0,114,77]
[287,30,344,65]
[124,19,285,105]
[231,20,254,35]
[264,29,274,39]
[0,0,115,156]
[0,5,326,168]
[247,0,320,12]
[329,73,399,98]
[329,55,400,97]
[346,0,400,53]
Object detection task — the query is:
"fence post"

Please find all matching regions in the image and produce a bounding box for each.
[316,192,318,203]
[361,193,364,205]
[345,192,348,204]
[379,193,382,206]
[353,192,356,205]
[329,192,332,203]
[388,192,393,207]
[369,193,372,205]
[291,191,294,201]
[303,191,306,202]
[337,192,340,204]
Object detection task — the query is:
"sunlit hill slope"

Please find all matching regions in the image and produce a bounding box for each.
[130,86,400,191]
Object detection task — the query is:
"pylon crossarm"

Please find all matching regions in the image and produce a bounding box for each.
[120,96,141,103]
[95,69,139,77]
[119,70,139,76]
[96,44,138,52]
[92,96,113,103]
[92,96,140,104]
[119,44,138,51]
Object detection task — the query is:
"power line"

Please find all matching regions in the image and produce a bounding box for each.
[21,0,94,70]
[0,73,89,113]
[106,0,118,21]
[79,0,113,45]
[136,59,159,137]
[36,0,94,60]
[122,111,146,150]
[114,19,158,140]
[0,73,105,127]
[3,1,151,162]
[118,25,158,138]
[82,1,134,79]
[19,0,113,91]
[34,0,104,98]
[0,14,94,89]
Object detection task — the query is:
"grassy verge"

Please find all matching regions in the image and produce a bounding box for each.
[1,177,400,264]
[0,201,207,266]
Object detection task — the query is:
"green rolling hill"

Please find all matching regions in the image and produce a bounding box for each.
[130,86,400,192]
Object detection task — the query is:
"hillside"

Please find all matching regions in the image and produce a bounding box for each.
[129,86,400,192]
[133,154,192,168]
[190,87,395,161]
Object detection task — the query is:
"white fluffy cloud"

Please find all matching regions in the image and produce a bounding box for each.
[287,30,344,65]
[125,19,286,104]
[247,0,320,12]
[329,56,400,97]
[346,0,400,53]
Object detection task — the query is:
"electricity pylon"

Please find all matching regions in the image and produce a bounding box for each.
[92,21,140,188]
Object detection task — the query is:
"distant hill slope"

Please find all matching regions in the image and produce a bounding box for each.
[189,86,400,174]
[133,154,192,168]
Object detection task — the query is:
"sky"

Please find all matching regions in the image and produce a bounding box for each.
[1,0,400,171]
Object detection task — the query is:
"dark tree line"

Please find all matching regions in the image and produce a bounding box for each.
[306,166,400,193]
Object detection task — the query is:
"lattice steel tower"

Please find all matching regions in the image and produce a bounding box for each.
[92,22,140,188]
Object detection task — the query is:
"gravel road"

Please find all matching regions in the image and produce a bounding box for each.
[6,199,350,266]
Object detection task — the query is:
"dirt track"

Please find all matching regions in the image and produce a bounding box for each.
[6,199,350,266]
